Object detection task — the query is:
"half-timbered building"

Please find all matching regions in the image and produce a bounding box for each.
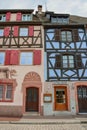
[43,12,87,115]
[0,5,46,117]
[0,5,87,117]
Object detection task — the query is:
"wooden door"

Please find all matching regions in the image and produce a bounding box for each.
[54,86,68,111]
[26,87,39,112]
[77,86,87,113]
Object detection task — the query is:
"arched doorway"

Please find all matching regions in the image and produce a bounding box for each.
[26,87,39,112]
[22,71,42,114]
[77,85,87,113]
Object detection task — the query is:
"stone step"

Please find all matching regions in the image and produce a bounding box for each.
[53,111,75,116]
[23,112,40,117]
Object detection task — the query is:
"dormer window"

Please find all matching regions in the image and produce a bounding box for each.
[22,14,32,21]
[46,14,50,19]
[51,17,57,23]
[51,17,69,24]
[0,14,6,22]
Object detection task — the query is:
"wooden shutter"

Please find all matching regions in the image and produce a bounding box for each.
[29,26,34,36]
[55,55,62,68]
[13,26,19,36]
[10,50,19,65]
[6,12,11,21]
[73,29,79,42]
[76,54,83,68]
[5,50,11,65]
[55,29,60,41]
[85,25,87,33]
[33,50,41,65]
[16,12,22,21]
[4,27,10,37]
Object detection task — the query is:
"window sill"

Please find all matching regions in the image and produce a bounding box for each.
[0,100,13,102]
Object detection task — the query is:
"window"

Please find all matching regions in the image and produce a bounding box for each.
[0,52,5,65]
[56,89,66,103]
[61,31,72,42]
[0,29,4,36]
[55,29,79,42]
[0,86,3,99]
[51,17,57,23]
[63,55,74,68]
[0,14,6,21]
[20,28,28,36]
[51,17,69,24]
[20,52,33,65]
[6,85,12,99]
[46,14,50,19]
[55,54,83,69]
[0,84,13,101]
[22,14,32,21]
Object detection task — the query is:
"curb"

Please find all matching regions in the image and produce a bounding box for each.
[0,121,87,125]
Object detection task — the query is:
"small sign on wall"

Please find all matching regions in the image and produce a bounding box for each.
[43,93,52,103]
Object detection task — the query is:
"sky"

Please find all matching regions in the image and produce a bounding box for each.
[0,0,87,17]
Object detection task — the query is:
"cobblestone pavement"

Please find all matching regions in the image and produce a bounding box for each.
[0,123,87,130]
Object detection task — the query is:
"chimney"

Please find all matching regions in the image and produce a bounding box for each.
[38,5,42,14]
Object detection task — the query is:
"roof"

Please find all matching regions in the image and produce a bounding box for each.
[70,15,87,24]
[0,8,87,25]
[0,9,34,13]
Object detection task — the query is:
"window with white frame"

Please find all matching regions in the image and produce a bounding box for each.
[22,14,32,21]
[6,85,13,99]
[61,31,72,42]
[0,85,3,99]
[20,52,33,65]
[63,55,74,68]
[0,29,4,36]
[0,52,5,65]
[0,14,6,22]
[51,17,69,24]
[19,28,28,36]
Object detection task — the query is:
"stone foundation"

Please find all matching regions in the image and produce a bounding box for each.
[0,106,23,117]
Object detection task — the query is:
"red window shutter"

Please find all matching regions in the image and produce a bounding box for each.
[16,13,22,21]
[13,26,19,36]
[33,50,41,65]
[4,27,10,37]
[10,50,19,65]
[29,26,34,36]
[6,12,11,21]
[5,50,11,65]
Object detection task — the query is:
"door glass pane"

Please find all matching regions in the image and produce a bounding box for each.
[56,89,65,103]
[83,87,87,98]
[78,87,82,98]
[27,88,33,101]
[33,88,38,102]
